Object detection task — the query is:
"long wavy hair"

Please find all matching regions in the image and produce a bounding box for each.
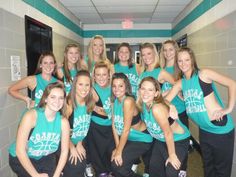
[63,44,82,83]
[174,47,199,79]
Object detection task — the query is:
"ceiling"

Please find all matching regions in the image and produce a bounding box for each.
[59,0,192,25]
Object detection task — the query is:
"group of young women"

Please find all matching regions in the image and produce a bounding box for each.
[8,35,236,177]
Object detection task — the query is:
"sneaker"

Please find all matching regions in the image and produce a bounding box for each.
[85,164,94,177]
[131,164,138,173]
[143,173,149,177]
[178,170,187,177]
[98,172,108,177]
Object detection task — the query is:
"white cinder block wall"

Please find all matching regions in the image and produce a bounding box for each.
[173,0,236,176]
[0,0,82,176]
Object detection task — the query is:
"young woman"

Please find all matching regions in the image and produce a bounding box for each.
[87,61,114,176]
[114,42,141,97]
[139,43,175,88]
[8,52,58,108]
[57,44,87,95]
[138,77,190,177]
[85,35,112,73]
[166,47,236,177]
[111,73,153,177]
[9,82,70,177]
[63,70,95,177]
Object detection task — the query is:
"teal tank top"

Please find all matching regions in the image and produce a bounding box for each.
[162,66,186,113]
[114,63,139,97]
[142,104,190,142]
[9,108,62,160]
[34,74,58,106]
[91,83,112,126]
[61,68,77,95]
[71,104,91,145]
[113,98,153,143]
[139,67,162,84]
[182,73,234,134]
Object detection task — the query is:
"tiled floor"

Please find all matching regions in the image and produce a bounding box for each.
[137,148,204,177]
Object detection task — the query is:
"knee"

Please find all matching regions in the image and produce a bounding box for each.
[111,161,130,176]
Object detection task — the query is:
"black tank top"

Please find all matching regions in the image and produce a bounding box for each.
[199,78,213,97]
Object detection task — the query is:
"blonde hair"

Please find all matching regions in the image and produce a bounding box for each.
[87,35,109,71]
[93,61,111,85]
[159,40,179,68]
[140,43,160,71]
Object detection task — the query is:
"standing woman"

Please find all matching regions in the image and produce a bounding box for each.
[111,73,153,177]
[139,43,175,87]
[8,52,58,108]
[57,44,87,95]
[114,42,141,97]
[63,70,95,177]
[9,82,70,177]
[159,40,188,127]
[85,35,113,73]
[166,47,236,177]
[138,77,190,177]
[87,61,114,176]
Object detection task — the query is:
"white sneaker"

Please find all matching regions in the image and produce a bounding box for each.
[143,173,149,177]
[85,164,94,177]
[131,164,138,173]
[178,170,187,177]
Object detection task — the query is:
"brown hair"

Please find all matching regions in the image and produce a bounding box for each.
[38,82,66,116]
[137,76,169,112]
[63,44,81,83]
[175,47,199,79]
[34,51,57,75]
[115,42,133,68]
[69,70,95,113]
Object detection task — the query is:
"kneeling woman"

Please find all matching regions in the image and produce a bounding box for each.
[138,77,190,177]
[9,82,70,177]
[111,73,153,177]
[63,70,95,177]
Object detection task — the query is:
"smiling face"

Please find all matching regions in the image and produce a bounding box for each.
[139,80,158,106]
[40,55,56,75]
[66,47,80,65]
[94,67,109,87]
[45,87,65,112]
[92,38,104,57]
[141,47,155,66]
[112,78,126,100]
[177,51,193,77]
[118,46,130,64]
[163,43,176,64]
[76,75,91,100]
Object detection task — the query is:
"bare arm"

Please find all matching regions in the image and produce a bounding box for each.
[165,80,182,102]
[16,110,42,177]
[112,97,134,166]
[200,69,236,116]
[8,76,36,107]
[53,118,70,177]
[158,69,175,85]
[152,104,181,170]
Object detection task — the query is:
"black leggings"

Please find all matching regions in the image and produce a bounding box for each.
[9,153,56,177]
[199,128,234,177]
